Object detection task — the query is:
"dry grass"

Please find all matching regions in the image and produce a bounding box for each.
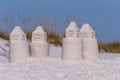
[99,42,120,53]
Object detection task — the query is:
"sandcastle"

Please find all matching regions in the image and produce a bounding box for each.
[80,24,99,60]
[9,22,99,63]
[30,26,49,59]
[62,22,83,60]
[10,26,30,63]
[62,22,99,60]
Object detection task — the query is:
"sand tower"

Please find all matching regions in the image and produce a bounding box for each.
[10,26,30,63]
[30,26,49,58]
[80,24,99,60]
[62,22,83,60]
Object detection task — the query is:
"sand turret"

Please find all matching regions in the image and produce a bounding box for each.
[80,24,99,60]
[30,26,49,59]
[62,22,83,60]
[10,26,30,63]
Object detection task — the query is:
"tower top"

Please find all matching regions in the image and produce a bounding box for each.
[80,23,96,39]
[10,26,25,35]
[66,22,79,38]
[34,26,44,33]
[80,23,95,33]
[66,22,79,31]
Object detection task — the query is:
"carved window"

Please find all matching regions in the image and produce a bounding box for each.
[81,32,87,38]
[91,32,95,38]
[33,34,41,40]
[68,30,74,37]
[12,35,19,40]
[77,31,79,37]
[22,35,26,41]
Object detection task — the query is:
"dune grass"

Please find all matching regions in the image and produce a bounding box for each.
[0,13,120,53]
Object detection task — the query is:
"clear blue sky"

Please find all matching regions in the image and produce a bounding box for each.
[0,0,120,42]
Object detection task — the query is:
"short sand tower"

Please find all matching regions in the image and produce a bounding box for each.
[10,26,30,63]
[30,26,49,59]
[80,24,99,60]
[62,22,83,60]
